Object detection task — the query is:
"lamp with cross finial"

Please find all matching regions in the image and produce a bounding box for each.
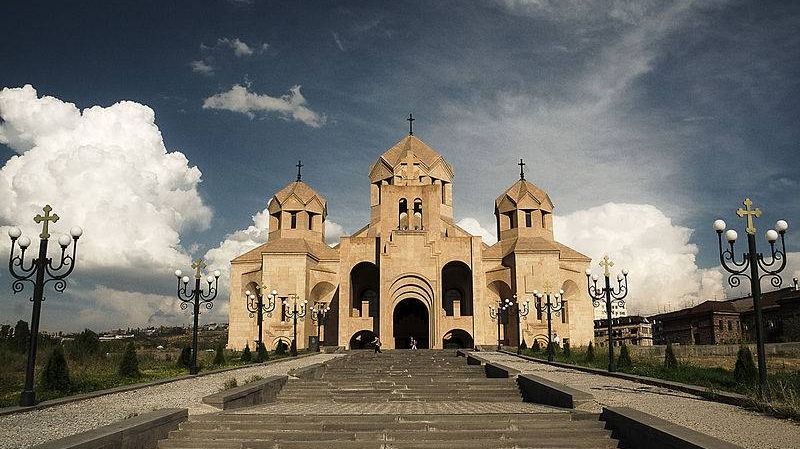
[713,198,789,399]
[244,284,277,356]
[173,258,221,374]
[309,301,331,351]
[586,255,629,372]
[489,295,517,351]
[533,282,566,362]
[7,205,83,406]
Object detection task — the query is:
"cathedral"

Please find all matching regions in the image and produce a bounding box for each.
[227,132,595,350]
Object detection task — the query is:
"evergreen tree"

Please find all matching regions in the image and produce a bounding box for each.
[617,344,633,371]
[664,342,678,370]
[118,342,140,378]
[519,338,527,351]
[586,341,595,362]
[213,342,226,366]
[240,343,252,363]
[72,328,101,358]
[547,341,557,360]
[733,345,757,386]
[255,342,269,362]
[275,340,288,355]
[177,347,192,368]
[531,339,541,353]
[13,320,30,353]
[41,345,70,391]
[563,341,571,358]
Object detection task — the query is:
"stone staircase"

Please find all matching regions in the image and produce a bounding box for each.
[159,350,619,449]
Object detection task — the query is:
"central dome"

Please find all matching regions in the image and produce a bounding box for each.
[369,135,454,185]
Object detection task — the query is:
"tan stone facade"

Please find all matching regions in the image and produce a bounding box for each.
[227,135,595,350]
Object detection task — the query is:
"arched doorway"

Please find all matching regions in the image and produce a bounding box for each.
[349,330,376,349]
[393,298,429,349]
[443,329,473,349]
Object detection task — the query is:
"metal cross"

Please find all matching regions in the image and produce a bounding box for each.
[518,159,526,180]
[407,113,415,136]
[296,160,303,182]
[33,205,60,239]
[599,255,614,277]
[543,280,553,292]
[191,259,206,279]
[736,198,762,235]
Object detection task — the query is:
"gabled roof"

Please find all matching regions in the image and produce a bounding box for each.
[273,181,326,206]
[231,238,339,263]
[495,179,554,212]
[482,237,590,261]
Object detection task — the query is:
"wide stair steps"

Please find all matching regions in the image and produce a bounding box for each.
[159,350,620,449]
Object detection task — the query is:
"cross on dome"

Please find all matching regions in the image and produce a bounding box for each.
[518,159,526,180]
[407,113,415,136]
[296,160,304,182]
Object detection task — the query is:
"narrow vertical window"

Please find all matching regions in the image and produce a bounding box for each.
[525,210,532,227]
[290,212,297,229]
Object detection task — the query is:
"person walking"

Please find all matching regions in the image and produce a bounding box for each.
[410,336,417,350]
[371,335,382,354]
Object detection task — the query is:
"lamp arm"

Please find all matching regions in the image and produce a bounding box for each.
[726,273,750,289]
[757,234,787,273]
[610,276,628,300]
[8,243,37,280]
[45,242,79,280]
[718,233,748,273]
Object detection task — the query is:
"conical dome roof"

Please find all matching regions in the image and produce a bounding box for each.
[269,180,326,214]
[369,135,454,183]
[495,178,554,212]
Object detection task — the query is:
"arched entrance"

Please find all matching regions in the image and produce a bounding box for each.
[393,298,429,349]
[443,329,473,349]
[349,330,376,349]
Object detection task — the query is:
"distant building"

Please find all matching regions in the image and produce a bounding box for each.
[594,315,652,347]
[650,285,800,345]
[593,300,627,320]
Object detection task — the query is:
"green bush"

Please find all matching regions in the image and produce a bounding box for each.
[118,342,140,378]
[563,341,571,358]
[71,329,101,358]
[177,347,192,368]
[734,345,757,386]
[41,345,70,391]
[222,378,238,390]
[520,338,527,350]
[617,344,632,371]
[241,344,252,363]
[547,341,557,359]
[531,340,541,353]
[275,341,288,355]
[586,341,595,362]
[213,342,226,366]
[664,342,678,370]
[13,320,30,353]
[255,342,268,362]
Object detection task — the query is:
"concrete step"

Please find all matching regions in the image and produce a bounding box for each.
[158,437,619,449]
[177,419,600,432]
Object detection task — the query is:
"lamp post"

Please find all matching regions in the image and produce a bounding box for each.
[310,302,330,351]
[714,198,789,399]
[515,296,530,354]
[586,255,629,372]
[533,286,565,362]
[174,259,220,375]
[245,285,276,350]
[280,294,307,356]
[489,297,514,351]
[7,205,82,407]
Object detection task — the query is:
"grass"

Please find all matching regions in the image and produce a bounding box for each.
[520,346,800,421]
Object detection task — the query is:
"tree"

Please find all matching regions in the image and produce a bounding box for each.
[531,339,541,353]
[664,342,678,370]
[118,342,140,378]
[519,338,527,351]
[240,344,252,363]
[586,341,595,362]
[255,342,268,362]
[177,347,192,368]
[563,341,571,358]
[733,345,757,386]
[13,320,30,353]
[213,342,226,366]
[617,344,633,371]
[547,341,557,360]
[275,340,288,355]
[41,345,70,391]
[72,329,101,358]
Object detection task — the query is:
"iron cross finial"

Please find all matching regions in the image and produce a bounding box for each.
[736,198,762,235]
[407,113,415,136]
[518,159,526,180]
[191,259,206,279]
[33,204,60,239]
[296,160,303,182]
[600,255,614,277]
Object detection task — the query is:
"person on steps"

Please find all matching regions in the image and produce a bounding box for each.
[410,336,417,350]
[371,335,382,354]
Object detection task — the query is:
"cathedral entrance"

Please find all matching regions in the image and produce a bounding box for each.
[393,298,429,348]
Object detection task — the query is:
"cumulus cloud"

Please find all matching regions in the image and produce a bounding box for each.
[190,37,267,76]
[203,84,326,127]
[456,217,497,245]
[553,202,724,315]
[190,59,214,75]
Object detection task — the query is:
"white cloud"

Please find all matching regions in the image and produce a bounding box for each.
[326,220,346,246]
[203,84,326,127]
[190,59,214,75]
[218,37,254,57]
[204,208,270,295]
[456,217,497,245]
[553,202,724,315]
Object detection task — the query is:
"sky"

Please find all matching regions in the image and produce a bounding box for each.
[1,0,799,332]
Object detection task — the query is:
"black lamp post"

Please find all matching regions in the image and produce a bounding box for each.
[174,259,220,375]
[489,297,513,351]
[586,255,629,372]
[310,302,330,351]
[534,286,565,362]
[714,198,789,399]
[245,285,276,350]
[515,296,530,354]
[280,294,306,356]
[7,205,82,407]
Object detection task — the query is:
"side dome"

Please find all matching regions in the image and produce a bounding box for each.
[495,178,555,241]
[267,180,327,242]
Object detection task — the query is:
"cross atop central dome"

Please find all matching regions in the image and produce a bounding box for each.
[369,135,454,185]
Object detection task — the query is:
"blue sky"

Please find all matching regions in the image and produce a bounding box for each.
[1,1,799,331]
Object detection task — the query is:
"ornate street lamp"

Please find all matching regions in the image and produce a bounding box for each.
[309,301,330,351]
[245,285,276,350]
[714,198,789,399]
[586,255,629,372]
[515,296,530,355]
[534,285,565,362]
[489,297,514,351]
[7,205,82,406]
[174,259,220,375]
[279,293,307,356]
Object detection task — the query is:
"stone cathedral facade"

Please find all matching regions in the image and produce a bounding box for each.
[227,134,595,350]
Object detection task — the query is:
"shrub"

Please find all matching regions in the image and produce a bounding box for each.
[531,340,541,353]
[586,341,595,362]
[664,343,678,370]
[547,341,557,359]
[245,374,263,384]
[255,342,268,363]
[72,329,101,358]
[617,344,633,371]
[222,378,238,390]
[118,342,140,378]
[563,341,571,358]
[41,345,70,391]
[275,341,288,355]
[520,339,527,350]
[734,345,758,386]
[13,320,30,353]
[177,347,192,368]
[213,342,226,366]
[241,344,252,363]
